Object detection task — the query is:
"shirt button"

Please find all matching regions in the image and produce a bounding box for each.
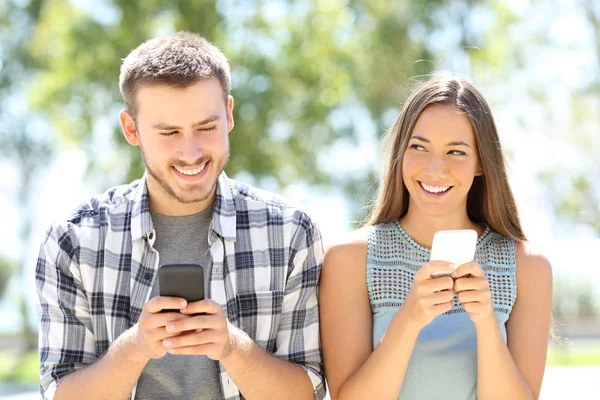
[148,232,154,240]
[144,272,152,281]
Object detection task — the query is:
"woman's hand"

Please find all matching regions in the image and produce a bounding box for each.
[452,262,495,325]
[400,261,456,330]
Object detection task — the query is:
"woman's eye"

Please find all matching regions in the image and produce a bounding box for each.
[448,150,466,156]
[410,144,426,151]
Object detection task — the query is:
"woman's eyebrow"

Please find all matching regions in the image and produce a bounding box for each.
[409,135,471,147]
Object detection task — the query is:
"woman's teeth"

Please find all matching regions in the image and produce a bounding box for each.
[421,182,451,194]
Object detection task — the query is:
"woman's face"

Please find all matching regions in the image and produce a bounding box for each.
[402,104,483,219]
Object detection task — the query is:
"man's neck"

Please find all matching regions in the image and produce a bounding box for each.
[146,183,216,217]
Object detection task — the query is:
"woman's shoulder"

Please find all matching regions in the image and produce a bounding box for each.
[514,240,553,283]
[324,228,370,259]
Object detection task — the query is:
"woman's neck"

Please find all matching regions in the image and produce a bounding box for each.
[399,207,484,249]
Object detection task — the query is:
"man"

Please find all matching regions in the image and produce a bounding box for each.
[36,32,324,400]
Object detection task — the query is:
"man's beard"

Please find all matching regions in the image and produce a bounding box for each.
[139,144,227,204]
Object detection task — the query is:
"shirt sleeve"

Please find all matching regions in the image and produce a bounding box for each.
[275,210,326,400]
[36,221,98,400]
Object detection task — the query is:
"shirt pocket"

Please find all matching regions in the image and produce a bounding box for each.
[235,290,284,353]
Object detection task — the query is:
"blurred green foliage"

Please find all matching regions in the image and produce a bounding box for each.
[1,1,600,350]
[0,255,15,300]
[15,0,486,191]
[0,350,39,383]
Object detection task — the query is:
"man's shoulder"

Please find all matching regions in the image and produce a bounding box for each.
[227,178,318,228]
[63,179,144,225]
[228,178,301,213]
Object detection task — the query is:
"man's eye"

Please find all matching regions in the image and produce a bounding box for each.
[202,126,217,132]
[161,131,178,137]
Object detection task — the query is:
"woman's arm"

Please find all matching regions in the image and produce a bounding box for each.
[470,241,552,399]
[320,231,455,400]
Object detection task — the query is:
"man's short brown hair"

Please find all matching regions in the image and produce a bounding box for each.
[119,31,231,119]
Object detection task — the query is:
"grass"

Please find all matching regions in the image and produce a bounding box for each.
[0,349,39,384]
[546,345,600,366]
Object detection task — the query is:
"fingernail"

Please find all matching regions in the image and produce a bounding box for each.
[180,307,187,313]
[163,339,172,347]
[166,324,175,333]
[180,300,187,308]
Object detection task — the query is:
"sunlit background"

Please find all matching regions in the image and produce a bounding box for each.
[1,0,599,398]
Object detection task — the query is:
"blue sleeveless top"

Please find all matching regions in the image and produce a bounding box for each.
[367,222,517,400]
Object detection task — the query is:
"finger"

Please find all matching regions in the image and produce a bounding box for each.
[452,262,484,279]
[164,329,227,348]
[180,299,223,315]
[166,313,226,333]
[167,343,217,356]
[417,261,455,281]
[431,301,454,315]
[140,310,190,330]
[426,289,454,306]
[144,326,191,343]
[456,290,484,304]
[454,276,488,293]
[145,296,188,314]
[423,277,454,293]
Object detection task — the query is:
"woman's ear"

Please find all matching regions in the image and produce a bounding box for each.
[475,163,484,176]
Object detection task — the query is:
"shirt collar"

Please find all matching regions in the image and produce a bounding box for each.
[129,172,237,242]
[210,172,237,241]
[130,174,153,242]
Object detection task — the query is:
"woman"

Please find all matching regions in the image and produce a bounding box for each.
[320,76,552,399]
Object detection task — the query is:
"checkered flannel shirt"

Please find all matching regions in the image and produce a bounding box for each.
[36,172,325,400]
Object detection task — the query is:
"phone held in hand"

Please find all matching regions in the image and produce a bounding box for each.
[158,263,205,312]
[430,230,477,279]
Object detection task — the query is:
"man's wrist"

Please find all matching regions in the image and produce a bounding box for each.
[120,326,151,366]
[221,323,254,366]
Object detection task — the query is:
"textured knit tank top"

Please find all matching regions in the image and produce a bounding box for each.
[367,222,517,400]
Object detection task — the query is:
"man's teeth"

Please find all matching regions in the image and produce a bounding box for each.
[174,164,205,176]
[421,182,451,193]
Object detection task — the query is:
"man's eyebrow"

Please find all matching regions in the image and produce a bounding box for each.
[409,135,471,147]
[152,115,220,130]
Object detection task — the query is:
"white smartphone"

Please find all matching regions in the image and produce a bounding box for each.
[430,229,478,278]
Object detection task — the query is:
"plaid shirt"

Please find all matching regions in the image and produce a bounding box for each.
[36,172,325,400]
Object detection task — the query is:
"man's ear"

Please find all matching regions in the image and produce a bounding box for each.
[120,110,140,146]
[226,95,234,133]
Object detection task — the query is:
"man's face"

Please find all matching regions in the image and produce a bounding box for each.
[121,78,234,216]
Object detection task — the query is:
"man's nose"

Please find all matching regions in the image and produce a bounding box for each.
[178,134,204,164]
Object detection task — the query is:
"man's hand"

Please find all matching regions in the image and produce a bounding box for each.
[162,299,233,360]
[134,296,190,359]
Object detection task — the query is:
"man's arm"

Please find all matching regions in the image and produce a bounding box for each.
[164,211,324,399]
[53,296,192,400]
[36,221,192,400]
[52,328,148,400]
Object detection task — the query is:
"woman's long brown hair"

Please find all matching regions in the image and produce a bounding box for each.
[367,75,526,242]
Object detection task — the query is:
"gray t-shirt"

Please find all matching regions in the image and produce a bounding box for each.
[135,204,222,400]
